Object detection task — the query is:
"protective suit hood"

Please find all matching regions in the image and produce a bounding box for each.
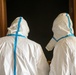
[7,17,30,37]
[46,13,74,51]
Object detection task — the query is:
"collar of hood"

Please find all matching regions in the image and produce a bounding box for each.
[7,17,30,37]
[46,13,74,51]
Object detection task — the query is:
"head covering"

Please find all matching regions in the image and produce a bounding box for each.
[7,17,30,37]
[46,13,74,51]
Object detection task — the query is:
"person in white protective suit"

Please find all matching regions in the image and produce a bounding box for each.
[0,17,49,75]
[46,13,76,75]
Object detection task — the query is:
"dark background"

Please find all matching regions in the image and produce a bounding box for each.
[6,0,69,60]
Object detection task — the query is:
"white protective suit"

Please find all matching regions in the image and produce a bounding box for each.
[0,17,49,75]
[46,13,76,75]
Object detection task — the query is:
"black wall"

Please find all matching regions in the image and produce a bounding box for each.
[6,0,69,60]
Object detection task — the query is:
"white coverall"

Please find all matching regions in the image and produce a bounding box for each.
[0,17,49,75]
[46,13,76,75]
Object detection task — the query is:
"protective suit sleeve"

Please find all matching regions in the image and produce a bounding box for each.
[36,45,50,75]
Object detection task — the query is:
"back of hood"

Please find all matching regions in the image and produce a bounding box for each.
[7,17,30,37]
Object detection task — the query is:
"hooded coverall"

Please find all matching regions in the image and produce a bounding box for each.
[46,13,76,75]
[0,17,49,75]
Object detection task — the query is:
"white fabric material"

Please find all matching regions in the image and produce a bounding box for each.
[49,37,76,75]
[46,13,74,51]
[7,17,30,37]
[0,17,49,75]
[48,13,76,75]
[46,38,56,51]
